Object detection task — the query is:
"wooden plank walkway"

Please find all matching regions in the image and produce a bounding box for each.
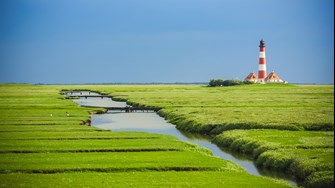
[61,91,128,98]
[80,105,161,112]
[107,107,161,112]
[66,95,111,98]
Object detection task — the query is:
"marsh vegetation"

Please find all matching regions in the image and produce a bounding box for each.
[0,84,333,187]
[0,84,293,187]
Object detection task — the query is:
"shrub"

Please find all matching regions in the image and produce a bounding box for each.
[222,80,243,86]
[209,79,225,87]
[208,79,246,87]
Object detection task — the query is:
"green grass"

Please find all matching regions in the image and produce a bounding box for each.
[0,125,96,132]
[66,84,333,187]
[80,84,334,133]
[213,130,334,187]
[213,130,334,156]
[305,171,334,188]
[0,136,192,153]
[0,151,240,173]
[258,148,333,178]
[0,171,291,188]
[0,131,161,140]
[0,85,100,128]
[0,84,292,187]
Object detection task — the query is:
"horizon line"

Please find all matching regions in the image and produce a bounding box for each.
[0,82,334,86]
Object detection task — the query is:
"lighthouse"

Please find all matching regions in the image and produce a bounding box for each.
[244,39,287,84]
[258,39,267,83]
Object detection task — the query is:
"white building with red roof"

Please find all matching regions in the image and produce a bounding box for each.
[265,71,284,83]
[244,72,258,83]
[244,71,285,83]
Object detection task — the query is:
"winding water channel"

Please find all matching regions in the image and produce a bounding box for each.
[68,91,297,186]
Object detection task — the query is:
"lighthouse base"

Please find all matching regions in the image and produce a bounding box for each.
[258,79,266,84]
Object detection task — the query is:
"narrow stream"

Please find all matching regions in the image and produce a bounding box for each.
[68,91,297,186]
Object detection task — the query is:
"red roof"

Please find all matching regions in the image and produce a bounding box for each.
[265,71,282,81]
[244,72,258,80]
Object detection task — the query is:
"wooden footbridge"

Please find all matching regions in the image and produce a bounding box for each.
[66,95,111,99]
[81,105,161,112]
[107,107,161,112]
[61,91,127,99]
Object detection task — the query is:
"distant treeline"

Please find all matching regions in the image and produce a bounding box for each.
[208,79,254,87]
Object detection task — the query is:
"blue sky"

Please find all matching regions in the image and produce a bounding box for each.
[0,0,334,84]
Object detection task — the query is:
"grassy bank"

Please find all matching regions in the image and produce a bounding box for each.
[76,84,334,187]
[212,130,334,187]
[85,84,333,133]
[0,84,291,187]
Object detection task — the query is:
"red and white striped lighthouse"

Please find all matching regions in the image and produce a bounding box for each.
[258,39,267,83]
